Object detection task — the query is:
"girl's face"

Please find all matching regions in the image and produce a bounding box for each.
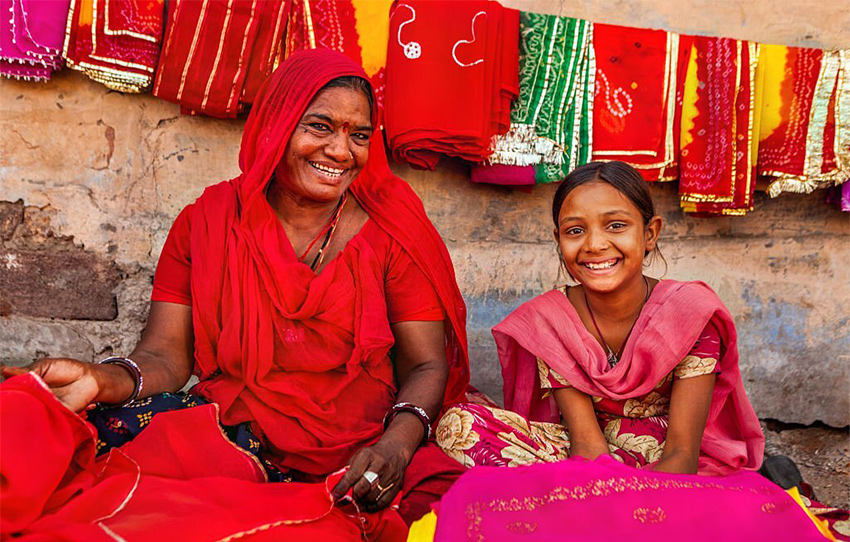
[554,181,661,295]
[275,86,373,204]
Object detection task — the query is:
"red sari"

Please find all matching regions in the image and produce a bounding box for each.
[1,49,469,540]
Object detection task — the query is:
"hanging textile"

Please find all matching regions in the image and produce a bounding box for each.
[152,0,289,118]
[283,0,393,114]
[827,180,850,211]
[62,0,165,93]
[759,46,850,197]
[0,0,70,81]
[591,24,684,182]
[678,36,762,216]
[483,12,593,184]
[384,0,519,170]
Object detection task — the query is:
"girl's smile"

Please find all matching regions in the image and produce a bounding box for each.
[555,180,661,295]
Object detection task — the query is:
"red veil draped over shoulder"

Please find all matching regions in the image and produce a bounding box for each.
[186,48,469,475]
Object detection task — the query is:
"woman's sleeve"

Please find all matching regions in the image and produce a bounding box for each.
[385,241,445,324]
[673,316,723,379]
[151,207,193,306]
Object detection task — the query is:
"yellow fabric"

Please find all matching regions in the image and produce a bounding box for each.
[406,510,438,542]
[352,0,392,78]
[786,486,836,541]
[759,44,790,142]
[679,43,700,149]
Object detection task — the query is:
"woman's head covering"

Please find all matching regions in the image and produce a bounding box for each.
[186,49,469,474]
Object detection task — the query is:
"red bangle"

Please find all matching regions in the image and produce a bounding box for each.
[383,402,433,444]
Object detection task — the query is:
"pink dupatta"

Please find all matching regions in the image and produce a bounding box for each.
[494,280,764,476]
[433,455,823,541]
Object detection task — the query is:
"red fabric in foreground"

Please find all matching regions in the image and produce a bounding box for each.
[0,373,408,541]
[495,280,765,476]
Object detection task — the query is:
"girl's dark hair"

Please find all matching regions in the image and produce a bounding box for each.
[552,161,666,267]
[319,76,374,117]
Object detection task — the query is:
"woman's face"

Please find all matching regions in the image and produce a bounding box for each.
[554,181,661,295]
[275,86,373,203]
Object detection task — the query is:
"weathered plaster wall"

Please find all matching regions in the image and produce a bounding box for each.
[1,1,848,430]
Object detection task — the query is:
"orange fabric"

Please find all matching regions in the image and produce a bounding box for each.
[180,49,468,476]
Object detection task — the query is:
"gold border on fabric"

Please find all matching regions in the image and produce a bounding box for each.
[767,49,850,197]
[803,51,840,176]
[90,0,156,74]
[266,0,287,69]
[176,0,210,101]
[152,0,181,94]
[201,0,235,111]
[590,32,677,167]
[102,0,159,42]
[225,0,259,115]
[304,0,316,49]
[680,41,740,205]
[62,0,80,63]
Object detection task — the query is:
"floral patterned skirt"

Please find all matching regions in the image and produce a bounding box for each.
[436,402,667,469]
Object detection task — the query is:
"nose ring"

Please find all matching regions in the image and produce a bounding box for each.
[349,151,354,160]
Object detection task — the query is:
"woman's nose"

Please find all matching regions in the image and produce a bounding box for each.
[324,131,351,162]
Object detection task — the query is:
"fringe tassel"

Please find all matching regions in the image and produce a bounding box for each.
[488,123,565,166]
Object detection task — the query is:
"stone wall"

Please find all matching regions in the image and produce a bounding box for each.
[1,0,848,431]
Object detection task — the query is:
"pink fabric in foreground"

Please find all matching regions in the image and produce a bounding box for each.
[433,455,825,541]
[494,280,765,475]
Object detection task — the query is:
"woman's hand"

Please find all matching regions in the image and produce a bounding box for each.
[0,358,131,413]
[331,437,411,511]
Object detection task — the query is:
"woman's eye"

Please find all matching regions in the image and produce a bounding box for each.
[309,123,330,131]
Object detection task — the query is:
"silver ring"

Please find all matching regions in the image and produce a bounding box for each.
[362,470,379,486]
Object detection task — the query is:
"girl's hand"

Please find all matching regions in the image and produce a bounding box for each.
[569,440,612,461]
[331,438,410,511]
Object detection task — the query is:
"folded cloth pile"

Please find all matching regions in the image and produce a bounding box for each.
[384,0,519,170]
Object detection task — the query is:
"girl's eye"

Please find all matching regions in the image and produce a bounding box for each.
[565,227,583,235]
[609,222,627,230]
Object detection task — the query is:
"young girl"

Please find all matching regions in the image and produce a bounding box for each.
[436,161,765,475]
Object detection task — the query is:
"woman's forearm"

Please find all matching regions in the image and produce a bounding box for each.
[382,361,447,461]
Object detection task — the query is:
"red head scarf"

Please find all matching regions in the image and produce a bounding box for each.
[186,49,469,475]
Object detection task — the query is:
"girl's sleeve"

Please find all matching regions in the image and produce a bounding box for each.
[673,316,723,379]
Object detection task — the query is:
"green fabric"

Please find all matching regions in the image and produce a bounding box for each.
[489,12,595,184]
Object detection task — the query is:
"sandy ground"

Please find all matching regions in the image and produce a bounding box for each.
[763,422,850,509]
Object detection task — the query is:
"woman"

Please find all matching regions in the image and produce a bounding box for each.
[1,49,469,540]
[437,161,764,475]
